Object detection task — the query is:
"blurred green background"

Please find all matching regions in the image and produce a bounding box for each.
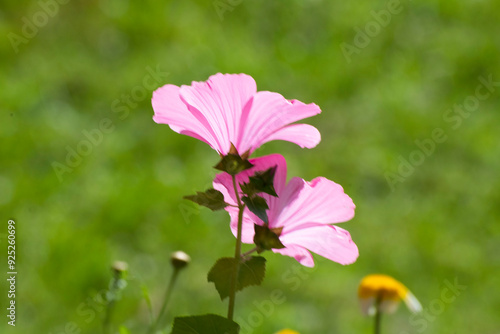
[1,0,499,333]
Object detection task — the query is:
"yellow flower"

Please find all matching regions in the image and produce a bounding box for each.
[275,330,300,334]
[358,274,422,316]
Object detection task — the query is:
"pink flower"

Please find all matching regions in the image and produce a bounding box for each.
[213,154,358,267]
[152,73,321,156]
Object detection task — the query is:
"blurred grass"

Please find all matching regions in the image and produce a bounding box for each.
[1,0,499,333]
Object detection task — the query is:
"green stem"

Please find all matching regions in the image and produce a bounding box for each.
[241,247,258,259]
[147,268,180,334]
[103,273,120,334]
[374,293,382,334]
[227,175,244,321]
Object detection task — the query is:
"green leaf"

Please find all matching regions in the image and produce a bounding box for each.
[238,256,267,290]
[248,166,278,197]
[184,188,228,211]
[207,258,234,300]
[214,154,253,175]
[253,224,285,252]
[242,195,269,223]
[171,314,240,334]
[207,256,266,300]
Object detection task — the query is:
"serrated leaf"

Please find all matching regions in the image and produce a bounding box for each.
[214,154,253,175]
[242,195,269,223]
[171,314,240,334]
[248,166,278,197]
[238,256,266,290]
[254,224,285,251]
[207,256,266,300]
[184,188,228,211]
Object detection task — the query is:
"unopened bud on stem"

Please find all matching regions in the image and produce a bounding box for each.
[111,261,128,275]
[171,251,191,269]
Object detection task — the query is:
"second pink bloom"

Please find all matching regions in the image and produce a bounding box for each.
[214,154,359,267]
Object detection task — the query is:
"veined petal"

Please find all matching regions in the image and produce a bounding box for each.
[258,123,321,149]
[274,177,355,232]
[152,84,218,148]
[237,91,321,154]
[272,244,314,267]
[279,224,358,265]
[179,73,257,154]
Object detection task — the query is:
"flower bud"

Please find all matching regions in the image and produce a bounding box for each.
[171,251,191,269]
[111,261,128,274]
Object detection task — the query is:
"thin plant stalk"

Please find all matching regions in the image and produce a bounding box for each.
[241,247,258,259]
[103,271,122,334]
[227,175,245,321]
[374,293,382,334]
[147,268,181,334]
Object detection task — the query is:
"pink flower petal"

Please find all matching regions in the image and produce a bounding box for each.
[179,73,257,154]
[273,177,355,232]
[229,213,257,244]
[259,123,321,149]
[152,73,321,155]
[237,91,321,154]
[152,84,217,148]
[280,224,359,265]
[214,153,358,267]
[213,172,237,207]
[272,244,315,267]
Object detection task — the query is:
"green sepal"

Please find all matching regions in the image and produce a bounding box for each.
[214,154,253,175]
[253,224,285,252]
[242,195,269,223]
[183,188,228,211]
[248,166,278,197]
